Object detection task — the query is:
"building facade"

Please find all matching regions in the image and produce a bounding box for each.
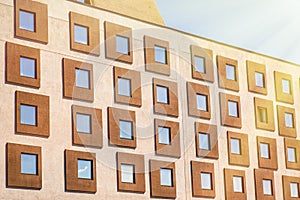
[1,0,300,199]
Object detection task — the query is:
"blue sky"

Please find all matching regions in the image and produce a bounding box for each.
[155,0,300,64]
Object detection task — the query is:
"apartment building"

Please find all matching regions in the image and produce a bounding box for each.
[0,0,300,199]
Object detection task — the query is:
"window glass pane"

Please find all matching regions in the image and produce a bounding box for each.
[228,101,238,117]
[194,56,205,73]
[118,78,131,97]
[78,159,92,179]
[160,168,172,186]
[76,113,91,134]
[258,107,268,123]
[74,25,88,45]
[199,133,210,150]
[282,79,291,94]
[116,36,129,55]
[156,86,169,104]
[226,64,236,81]
[19,10,35,32]
[154,46,167,64]
[201,172,212,190]
[75,69,90,89]
[158,126,171,145]
[21,153,37,175]
[230,138,241,155]
[20,104,36,126]
[260,143,270,158]
[255,72,264,88]
[20,57,36,78]
[121,164,134,183]
[285,113,293,128]
[290,183,299,198]
[77,0,85,3]
[288,147,296,163]
[196,94,207,111]
[233,176,243,193]
[263,179,272,195]
[119,120,133,140]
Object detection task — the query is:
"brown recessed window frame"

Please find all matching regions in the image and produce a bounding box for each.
[149,159,176,199]
[104,21,133,63]
[190,45,214,82]
[191,161,215,198]
[144,36,170,75]
[283,175,300,200]
[6,143,42,189]
[14,0,48,44]
[224,168,247,200]
[65,149,96,193]
[227,131,249,167]
[195,122,218,159]
[217,56,239,91]
[284,138,300,170]
[6,42,40,88]
[72,105,102,148]
[15,91,49,137]
[274,71,294,104]
[153,78,178,117]
[113,66,142,107]
[219,92,242,128]
[254,169,275,200]
[257,136,278,170]
[107,107,136,148]
[69,12,100,56]
[187,82,211,119]
[117,152,145,193]
[63,58,94,102]
[154,119,181,158]
[246,60,267,95]
[277,105,296,138]
[254,97,275,131]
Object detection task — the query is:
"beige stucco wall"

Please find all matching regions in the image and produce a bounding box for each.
[0,0,299,199]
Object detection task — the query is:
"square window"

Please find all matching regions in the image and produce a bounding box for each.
[260,143,270,159]
[21,153,37,175]
[74,24,89,45]
[154,46,167,64]
[228,101,238,117]
[20,104,36,126]
[199,133,210,150]
[255,72,264,88]
[226,64,236,81]
[75,69,90,89]
[200,172,212,190]
[158,126,171,145]
[118,77,131,97]
[119,120,133,140]
[196,94,207,111]
[194,56,205,73]
[282,79,291,94]
[160,168,173,187]
[116,35,129,55]
[19,10,35,32]
[230,138,241,155]
[77,159,93,180]
[156,85,169,104]
[263,179,272,195]
[288,147,296,163]
[291,182,299,198]
[258,107,268,123]
[76,113,91,134]
[285,113,294,128]
[20,57,36,78]
[121,164,134,183]
[233,176,243,193]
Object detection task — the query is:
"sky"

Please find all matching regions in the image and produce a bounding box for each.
[155,0,300,64]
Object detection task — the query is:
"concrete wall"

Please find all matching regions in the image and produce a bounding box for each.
[0,0,299,199]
